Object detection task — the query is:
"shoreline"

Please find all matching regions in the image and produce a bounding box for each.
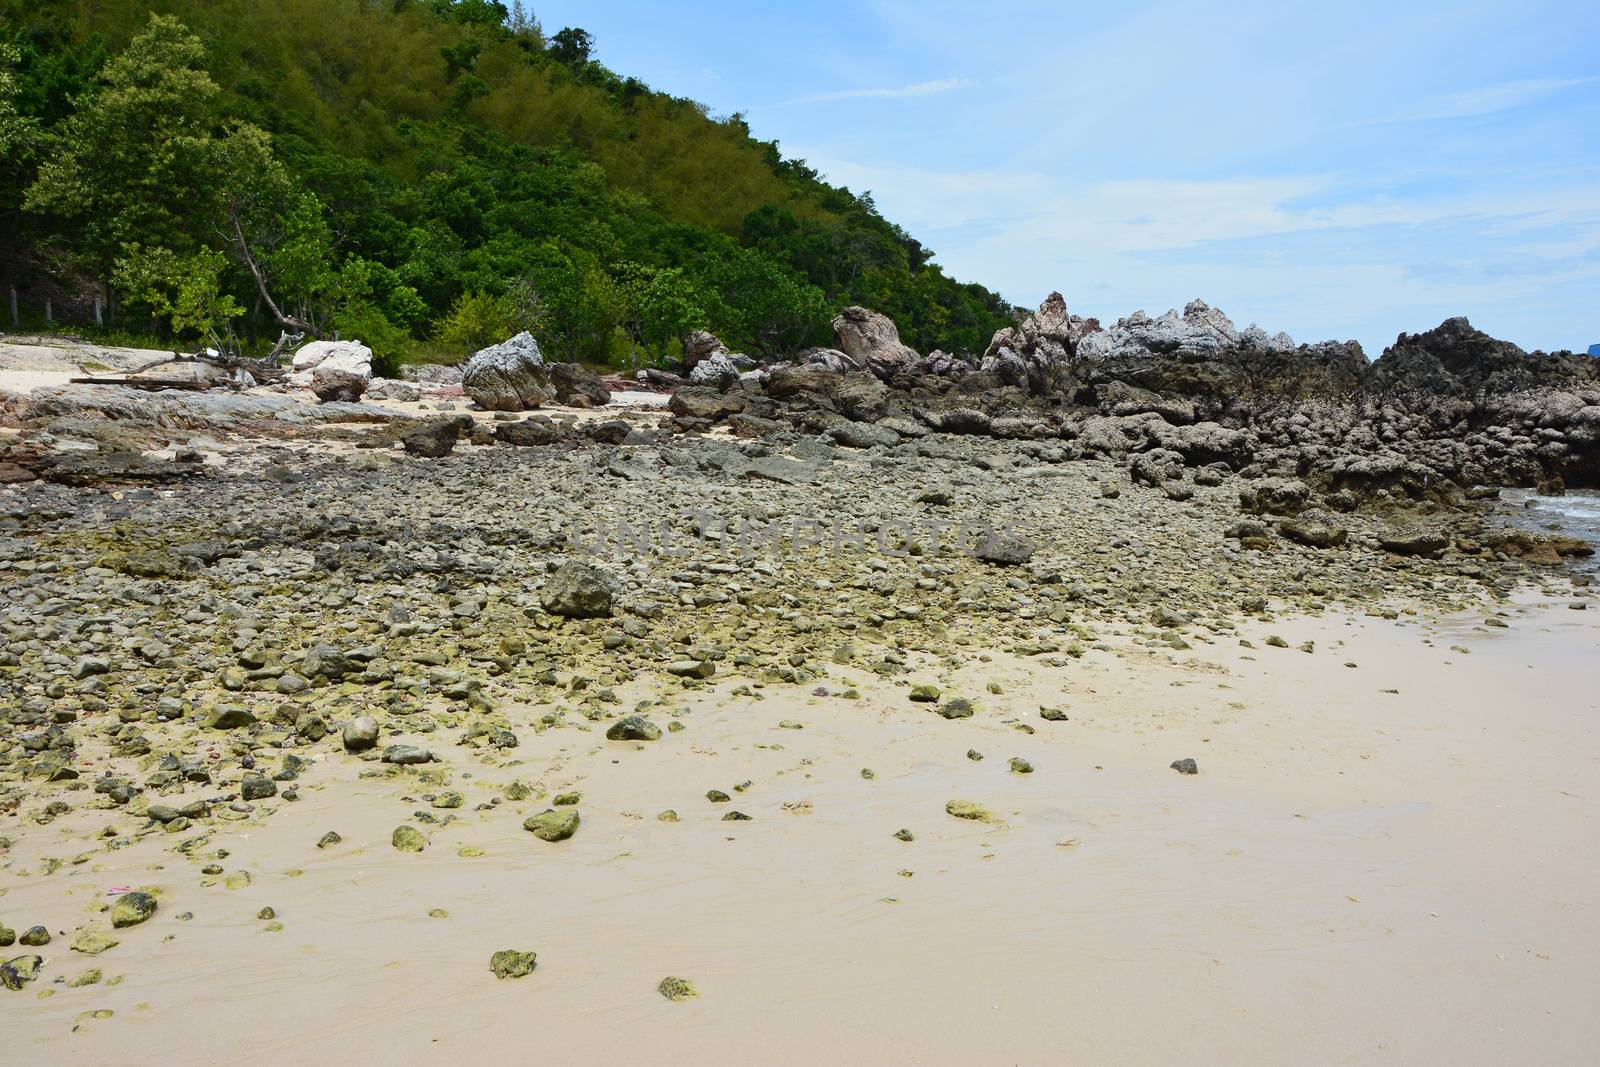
[5,591,1596,1065]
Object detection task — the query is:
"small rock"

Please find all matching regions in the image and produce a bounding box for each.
[392,825,427,852]
[490,949,537,979]
[658,976,698,1001]
[1170,758,1199,775]
[605,715,662,741]
[111,891,157,929]
[523,809,580,842]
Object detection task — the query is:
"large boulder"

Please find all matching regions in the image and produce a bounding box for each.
[545,362,611,407]
[463,332,552,411]
[832,307,919,379]
[289,340,372,386]
[311,366,368,403]
[688,351,740,388]
[681,331,728,372]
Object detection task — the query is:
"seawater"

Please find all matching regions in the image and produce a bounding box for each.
[1499,488,1600,571]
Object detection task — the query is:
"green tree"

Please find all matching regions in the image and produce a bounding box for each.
[616,262,706,367]
[111,245,242,345]
[25,14,221,279]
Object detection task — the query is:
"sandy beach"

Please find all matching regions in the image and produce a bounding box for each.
[5,589,1594,1066]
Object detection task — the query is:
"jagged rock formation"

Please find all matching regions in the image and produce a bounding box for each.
[832,306,919,379]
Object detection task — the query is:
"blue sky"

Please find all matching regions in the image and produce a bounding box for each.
[532,0,1600,356]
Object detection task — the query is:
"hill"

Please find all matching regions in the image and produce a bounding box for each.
[0,0,1013,369]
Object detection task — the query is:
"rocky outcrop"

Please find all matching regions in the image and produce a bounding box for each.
[288,340,372,386]
[463,332,551,411]
[832,307,919,379]
[981,292,1100,390]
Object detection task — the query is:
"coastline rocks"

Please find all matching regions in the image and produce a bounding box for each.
[688,351,740,388]
[110,891,158,928]
[403,415,472,459]
[490,950,537,979]
[342,716,379,752]
[832,306,919,379]
[288,339,373,386]
[463,332,551,411]
[523,809,580,841]
[542,561,618,618]
[311,366,368,403]
[545,362,611,407]
[681,331,727,373]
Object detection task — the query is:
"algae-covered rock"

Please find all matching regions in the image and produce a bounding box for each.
[605,715,662,741]
[936,698,975,720]
[523,809,580,842]
[490,949,537,979]
[111,891,157,929]
[909,684,941,703]
[945,799,995,822]
[1,954,43,990]
[70,928,120,955]
[392,825,427,852]
[19,926,50,946]
[1009,757,1034,774]
[658,976,698,1001]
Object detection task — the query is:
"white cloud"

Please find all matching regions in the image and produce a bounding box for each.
[772,78,974,108]
[1361,75,1600,124]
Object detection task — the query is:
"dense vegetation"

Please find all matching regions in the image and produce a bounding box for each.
[0,0,1013,369]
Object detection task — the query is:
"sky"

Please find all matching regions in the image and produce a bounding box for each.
[531,0,1600,356]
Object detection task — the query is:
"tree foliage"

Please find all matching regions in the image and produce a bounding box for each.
[3,0,1014,363]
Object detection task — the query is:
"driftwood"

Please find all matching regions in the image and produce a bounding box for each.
[68,376,213,391]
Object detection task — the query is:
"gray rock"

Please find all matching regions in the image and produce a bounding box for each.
[542,561,618,619]
[462,332,551,411]
[343,716,379,752]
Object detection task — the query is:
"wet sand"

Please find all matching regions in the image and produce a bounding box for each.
[6,593,1596,1065]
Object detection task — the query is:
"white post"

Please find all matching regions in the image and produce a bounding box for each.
[8,287,15,328]
[44,298,52,325]
[94,295,103,325]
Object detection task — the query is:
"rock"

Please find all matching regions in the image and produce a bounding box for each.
[542,561,618,618]
[490,949,537,979]
[523,809,580,842]
[935,698,975,720]
[668,386,745,421]
[909,684,941,703]
[658,976,698,1001]
[0,955,42,991]
[289,339,373,386]
[606,715,662,741]
[546,362,612,406]
[832,306,919,379]
[382,745,435,765]
[681,330,728,372]
[495,414,566,447]
[240,776,277,801]
[1171,758,1199,775]
[688,351,739,388]
[317,831,343,849]
[666,660,715,679]
[1009,757,1034,774]
[827,421,899,450]
[19,926,50,946]
[392,825,427,852]
[1378,528,1451,556]
[1240,479,1311,515]
[945,799,995,822]
[311,367,368,403]
[462,332,551,411]
[366,377,421,402]
[974,528,1035,566]
[343,716,379,752]
[894,828,915,842]
[1277,510,1348,549]
[402,415,472,458]
[69,928,119,955]
[111,891,158,929]
[1039,707,1069,722]
[205,706,256,730]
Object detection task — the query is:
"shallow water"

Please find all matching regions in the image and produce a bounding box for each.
[1500,488,1600,570]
